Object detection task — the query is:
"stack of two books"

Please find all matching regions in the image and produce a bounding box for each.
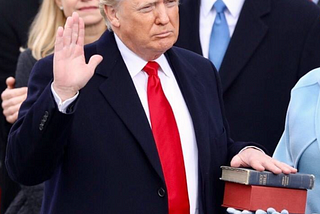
[220,166,315,214]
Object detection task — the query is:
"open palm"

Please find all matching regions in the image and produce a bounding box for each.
[53,12,103,101]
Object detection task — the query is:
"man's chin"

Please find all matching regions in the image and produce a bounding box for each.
[156,39,176,51]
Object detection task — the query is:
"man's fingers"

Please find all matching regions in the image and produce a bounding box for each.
[55,26,64,53]
[71,12,79,45]
[272,160,297,174]
[230,155,244,168]
[88,55,103,71]
[63,16,74,46]
[231,148,298,174]
[77,17,85,47]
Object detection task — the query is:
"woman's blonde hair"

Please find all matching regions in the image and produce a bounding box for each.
[27,0,66,60]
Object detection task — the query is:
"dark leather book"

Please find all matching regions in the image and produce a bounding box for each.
[220,166,315,189]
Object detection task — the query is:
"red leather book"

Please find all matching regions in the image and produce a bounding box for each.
[222,182,307,214]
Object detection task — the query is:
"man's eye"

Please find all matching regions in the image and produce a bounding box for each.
[166,0,178,7]
[139,5,154,13]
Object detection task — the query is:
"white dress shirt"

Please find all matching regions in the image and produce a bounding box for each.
[200,0,245,58]
[52,34,199,214]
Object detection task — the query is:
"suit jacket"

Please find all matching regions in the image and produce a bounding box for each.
[273,68,320,213]
[175,0,320,154]
[6,31,252,214]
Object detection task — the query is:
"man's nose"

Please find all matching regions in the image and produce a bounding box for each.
[155,4,170,25]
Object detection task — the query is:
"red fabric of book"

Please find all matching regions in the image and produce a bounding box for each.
[222,182,307,214]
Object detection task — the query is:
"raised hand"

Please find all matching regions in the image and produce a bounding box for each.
[53,12,103,102]
[1,77,28,123]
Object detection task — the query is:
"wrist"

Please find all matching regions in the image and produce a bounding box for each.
[52,82,78,102]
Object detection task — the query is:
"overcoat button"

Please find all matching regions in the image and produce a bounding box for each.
[158,188,166,198]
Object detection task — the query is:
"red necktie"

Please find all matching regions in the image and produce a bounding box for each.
[143,61,190,214]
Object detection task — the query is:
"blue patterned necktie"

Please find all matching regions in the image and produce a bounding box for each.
[208,0,230,71]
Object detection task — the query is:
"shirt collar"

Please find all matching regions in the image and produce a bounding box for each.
[200,0,245,18]
[114,34,172,78]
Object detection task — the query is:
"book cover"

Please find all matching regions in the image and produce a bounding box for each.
[220,166,315,189]
[222,182,307,214]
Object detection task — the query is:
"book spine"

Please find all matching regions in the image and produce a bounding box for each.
[248,171,314,189]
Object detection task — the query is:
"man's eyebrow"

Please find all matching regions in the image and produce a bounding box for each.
[135,0,158,8]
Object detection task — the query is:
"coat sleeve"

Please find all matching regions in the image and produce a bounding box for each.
[5,57,76,186]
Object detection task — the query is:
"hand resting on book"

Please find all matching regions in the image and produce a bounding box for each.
[226,207,289,214]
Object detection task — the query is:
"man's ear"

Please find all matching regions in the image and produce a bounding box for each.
[104,5,120,28]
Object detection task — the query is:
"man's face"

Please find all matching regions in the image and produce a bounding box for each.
[111,0,179,60]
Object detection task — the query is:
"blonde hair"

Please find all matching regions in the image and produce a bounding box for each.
[27,0,66,60]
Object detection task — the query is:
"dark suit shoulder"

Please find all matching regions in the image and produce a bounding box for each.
[278,0,320,12]
[168,46,219,82]
[261,0,320,21]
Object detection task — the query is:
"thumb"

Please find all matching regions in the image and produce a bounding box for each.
[6,77,16,89]
[230,154,245,167]
[88,55,103,71]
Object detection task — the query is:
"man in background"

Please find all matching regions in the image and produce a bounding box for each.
[176,0,320,154]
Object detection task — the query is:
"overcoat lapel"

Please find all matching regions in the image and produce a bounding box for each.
[93,32,164,180]
[219,0,270,92]
[91,31,213,187]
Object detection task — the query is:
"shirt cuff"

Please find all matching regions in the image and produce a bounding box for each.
[51,83,79,113]
[238,146,265,154]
